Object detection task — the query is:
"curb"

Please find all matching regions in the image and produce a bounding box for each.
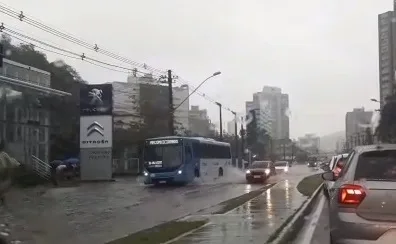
[267,182,324,244]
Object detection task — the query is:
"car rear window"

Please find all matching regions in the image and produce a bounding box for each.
[275,162,287,166]
[354,150,396,181]
[251,162,269,168]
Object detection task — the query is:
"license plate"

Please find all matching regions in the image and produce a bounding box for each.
[150,173,155,177]
[159,181,166,184]
[254,175,261,179]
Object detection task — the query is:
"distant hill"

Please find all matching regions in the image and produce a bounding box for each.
[320,131,345,152]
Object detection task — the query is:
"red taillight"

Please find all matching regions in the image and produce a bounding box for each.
[338,184,366,205]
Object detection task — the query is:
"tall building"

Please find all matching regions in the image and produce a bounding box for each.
[378,5,396,106]
[172,85,189,133]
[188,105,211,136]
[245,86,289,140]
[112,73,189,134]
[345,108,373,140]
[227,120,235,135]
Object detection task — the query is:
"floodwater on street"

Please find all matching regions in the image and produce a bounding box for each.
[171,165,318,244]
[0,167,265,244]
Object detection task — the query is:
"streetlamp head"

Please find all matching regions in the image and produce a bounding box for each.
[213,71,221,76]
[370,98,379,102]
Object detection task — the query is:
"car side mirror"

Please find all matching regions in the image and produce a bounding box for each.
[322,172,335,181]
[322,165,330,172]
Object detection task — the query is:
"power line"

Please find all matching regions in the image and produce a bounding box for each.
[0,4,237,115]
[1,28,163,78]
[0,3,167,75]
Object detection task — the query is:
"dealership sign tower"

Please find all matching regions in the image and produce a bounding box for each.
[79,84,113,180]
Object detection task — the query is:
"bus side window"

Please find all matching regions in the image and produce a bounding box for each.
[185,146,192,162]
[192,143,200,158]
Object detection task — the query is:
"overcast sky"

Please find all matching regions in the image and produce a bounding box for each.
[0,0,392,138]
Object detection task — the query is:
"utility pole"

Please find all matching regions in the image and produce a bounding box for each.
[232,111,238,167]
[216,102,222,141]
[283,139,286,160]
[167,70,174,135]
[240,116,245,169]
[291,142,295,162]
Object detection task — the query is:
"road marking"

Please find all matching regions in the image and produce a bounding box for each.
[298,194,325,244]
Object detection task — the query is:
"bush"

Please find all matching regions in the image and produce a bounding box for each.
[12,165,48,188]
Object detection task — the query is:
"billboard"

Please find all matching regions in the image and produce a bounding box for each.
[80,84,113,116]
[80,115,113,148]
[80,148,113,180]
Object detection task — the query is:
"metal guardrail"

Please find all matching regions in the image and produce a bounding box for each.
[31,155,51,180]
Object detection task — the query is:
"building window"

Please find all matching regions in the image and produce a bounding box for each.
[16,126,22,141]
[38,144,46,161]
[6,126,14,142]
[38,128,45,142]
[38,111,46,125]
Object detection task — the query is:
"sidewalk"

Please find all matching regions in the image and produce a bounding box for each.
[172,171,310,244]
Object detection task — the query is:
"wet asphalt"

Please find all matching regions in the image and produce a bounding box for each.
[170,165,318,244]
[0,165,317,244]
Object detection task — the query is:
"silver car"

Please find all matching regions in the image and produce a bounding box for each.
[323,144,396,243]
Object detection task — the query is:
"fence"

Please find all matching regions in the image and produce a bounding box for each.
[30,155,51,180]
[113,158,140,175]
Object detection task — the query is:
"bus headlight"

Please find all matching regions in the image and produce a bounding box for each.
[144,171,148,176]
[177,170,182,175]
[284,167,289,172]
[265,169,270,175]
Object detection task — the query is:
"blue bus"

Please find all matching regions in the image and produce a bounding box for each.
[143,136,232,185]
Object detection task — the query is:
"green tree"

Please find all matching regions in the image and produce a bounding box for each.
[377,95,396,142]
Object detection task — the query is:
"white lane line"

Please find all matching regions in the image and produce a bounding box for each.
[298,195,326,244]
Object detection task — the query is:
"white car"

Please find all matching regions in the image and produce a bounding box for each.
[274,161,290,173]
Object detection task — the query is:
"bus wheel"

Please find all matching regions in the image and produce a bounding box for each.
[218,167,224,177]
[195,169,200,178]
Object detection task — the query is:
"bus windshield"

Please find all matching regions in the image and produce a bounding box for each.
[144,144,183,169]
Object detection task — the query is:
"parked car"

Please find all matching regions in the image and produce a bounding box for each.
[322,144,396,243]
[323,153,349,197]
[245,161,275,183]
[274,161,290,173]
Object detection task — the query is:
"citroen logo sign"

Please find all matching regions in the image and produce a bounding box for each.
[87,121,104,136]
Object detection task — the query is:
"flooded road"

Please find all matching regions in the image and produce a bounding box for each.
[0,168,265,244]
[171,165,317,244]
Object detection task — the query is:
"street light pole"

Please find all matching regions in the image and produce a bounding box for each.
[231,111,238,167]
[216,102,223,141]
[240,116,245,169]
[173,71,221,111]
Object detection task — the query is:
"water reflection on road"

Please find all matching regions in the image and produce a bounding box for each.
[0,170,264,244]
[172,165,314,244]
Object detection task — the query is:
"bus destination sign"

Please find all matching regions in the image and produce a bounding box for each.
[147,161,163,168]
[149,139,179,145]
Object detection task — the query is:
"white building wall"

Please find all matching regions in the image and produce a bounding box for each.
[227,120,235,135]
[173,85,189,134]
[113,74,190,133]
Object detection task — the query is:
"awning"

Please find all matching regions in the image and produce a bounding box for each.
[0,75,72,97]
